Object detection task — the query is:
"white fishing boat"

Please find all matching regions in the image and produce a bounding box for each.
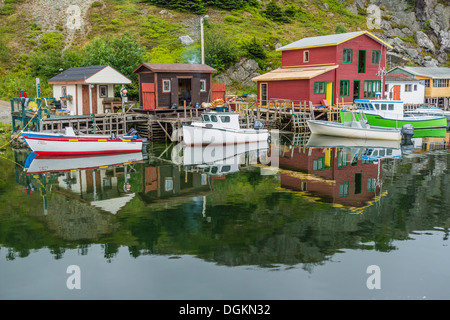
[22,127,146,156]
[406,104,450,128]
[307,116,402,141]
[182,112,269,146]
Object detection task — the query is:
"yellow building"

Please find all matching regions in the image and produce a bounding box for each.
[387,66,450,110]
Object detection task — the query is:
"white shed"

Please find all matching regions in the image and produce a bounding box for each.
[384,73,425,105]
[48,65,132,115]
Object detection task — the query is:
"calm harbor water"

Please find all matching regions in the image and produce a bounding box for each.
[1,131,450,300]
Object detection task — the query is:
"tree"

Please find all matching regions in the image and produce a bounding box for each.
[82,33,145,98]
[204,27,239,72]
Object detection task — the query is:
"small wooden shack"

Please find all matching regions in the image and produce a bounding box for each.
[48,65,132,115]
[133,63,225,110]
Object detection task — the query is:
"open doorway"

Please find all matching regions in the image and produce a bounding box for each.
[178,78,191,106]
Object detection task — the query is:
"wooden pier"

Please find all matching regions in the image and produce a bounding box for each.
[11,97,342,142]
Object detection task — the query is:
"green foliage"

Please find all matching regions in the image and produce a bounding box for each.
[39,31,63,51]
[0,36,10,63]
[240,36,266,70]
[204,26,239,72]
[82,33,145,98]
[335,24,348,34]
[143,0,259,14]
[262,1,291,23]
[144,0,207,14]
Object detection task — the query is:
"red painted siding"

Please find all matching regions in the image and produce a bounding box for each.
[259,33,389,106]
[282,46,338,67]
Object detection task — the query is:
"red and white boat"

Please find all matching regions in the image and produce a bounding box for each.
[22,127,146,156]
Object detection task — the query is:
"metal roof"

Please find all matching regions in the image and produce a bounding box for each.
[134,63,217,73]
[252,65,338,82]
[277,31,392,51]
[385,73,421,82]
[49,65,108,82]
[399,66,450,79]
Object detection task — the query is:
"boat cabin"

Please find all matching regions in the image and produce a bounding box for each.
[200,112,241,130]
[354,99,404,117]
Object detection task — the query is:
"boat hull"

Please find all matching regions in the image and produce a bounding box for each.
[22,131,144,156]
[25,152,144,174]
[182,124,269,146]
[307,120,401,141]
[340,110,447,129]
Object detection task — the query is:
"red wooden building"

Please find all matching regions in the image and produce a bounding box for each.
[252,31,392,107]
[133,63,226,110]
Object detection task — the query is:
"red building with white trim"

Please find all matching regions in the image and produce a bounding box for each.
[252,31,392,107]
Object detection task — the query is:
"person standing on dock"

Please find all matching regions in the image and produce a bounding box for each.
[120,85,128,108]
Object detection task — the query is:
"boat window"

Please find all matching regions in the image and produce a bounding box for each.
[379,150,385,156]
[381,104,387,110]
[388,104,394,110]
[374,104,380,110]
[210,115,218,122]
[368,103,374,110]
[203,115,210,121]
[211,167,218,174]
[220,116,230,123]
[221,165,231,172]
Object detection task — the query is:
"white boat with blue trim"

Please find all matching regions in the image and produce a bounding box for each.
[182,112,269,146]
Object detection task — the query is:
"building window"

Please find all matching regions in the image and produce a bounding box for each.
[414,84,417,91]
[433,79,449,87]
[165,177,173,191]
[340,80,350,96]
[200,79,206,92]
[337,151,347,168]
[313,158,324,171]
[260,83,268,106]
[363,80,381,98]
[314,81,325,94]
[424,79,430,87]
[358,50,366,73]
[339,181,349,197]
[405,84,412,92]
[99,85,108,98]
[162,79,171,92]
[372,50,381,64]
[303,50,309,63]
[343,49,352,63]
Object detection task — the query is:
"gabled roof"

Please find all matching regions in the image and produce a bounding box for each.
[134,62,217,74]
[388,66,450,79]
[252,65,338,82]
[48,65,132,84]
[385,73,421,82]
[277,31,392,51]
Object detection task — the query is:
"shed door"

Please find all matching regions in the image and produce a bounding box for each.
[82,85,97,115]
[142,83,155,110]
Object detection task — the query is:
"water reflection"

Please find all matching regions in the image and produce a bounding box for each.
[4,131,450,268]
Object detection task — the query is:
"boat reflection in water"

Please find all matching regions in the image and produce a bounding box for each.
[21,152,145,215]
[171,140,270,176]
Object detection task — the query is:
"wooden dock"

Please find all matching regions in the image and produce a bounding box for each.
[11,97,342,143]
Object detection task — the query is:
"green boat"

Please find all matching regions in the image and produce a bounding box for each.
[340,99,447,129]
